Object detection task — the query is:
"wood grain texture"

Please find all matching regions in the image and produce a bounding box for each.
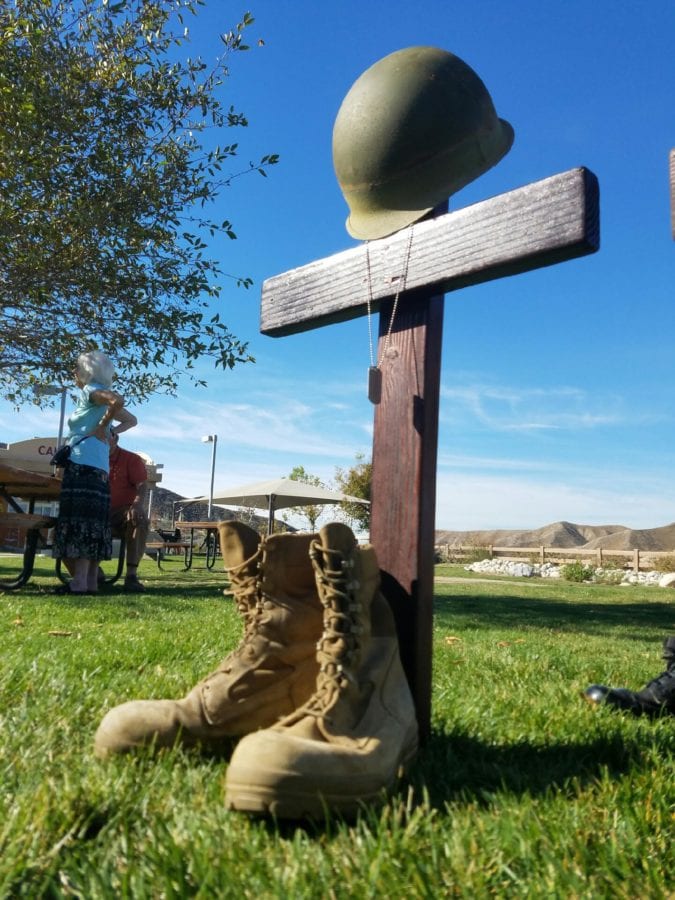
[370,288,444,741]
[0,513,56,529]
[261,167,600,336]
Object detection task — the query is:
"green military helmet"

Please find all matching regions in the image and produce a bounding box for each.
[332,46,514,240]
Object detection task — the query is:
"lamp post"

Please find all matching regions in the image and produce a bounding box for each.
[201,434,218,519]
[172,499,184,529]
[32,384,67,448]
[56,387,67,448]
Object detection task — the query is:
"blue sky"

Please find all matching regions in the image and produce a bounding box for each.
[2,0,674,530]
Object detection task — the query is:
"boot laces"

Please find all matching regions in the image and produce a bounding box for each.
[642,668,675,704]
[662,642,675,669]
[302,542,362,719]
[225,546,267,651]
[637,642,675,703]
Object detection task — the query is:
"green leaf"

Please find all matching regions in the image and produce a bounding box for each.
[0,0,276,407]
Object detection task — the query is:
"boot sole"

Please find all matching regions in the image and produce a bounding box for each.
[225,739,418,820]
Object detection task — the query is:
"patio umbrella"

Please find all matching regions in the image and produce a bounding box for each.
[183,477,369,534]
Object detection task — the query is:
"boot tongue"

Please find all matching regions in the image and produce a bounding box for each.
[219,521,260,569]
[264,533,317,595]
[317,522,358,559]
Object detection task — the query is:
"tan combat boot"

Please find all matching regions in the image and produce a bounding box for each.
[224,522,419,819]
[93,521,323,757]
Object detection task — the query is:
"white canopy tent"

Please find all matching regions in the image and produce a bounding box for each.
[180,477,369,534]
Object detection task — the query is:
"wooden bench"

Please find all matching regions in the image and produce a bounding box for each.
[0,512,57,531]
[145,541,191,570]
[0,513,57,589]
[0,513,128,588]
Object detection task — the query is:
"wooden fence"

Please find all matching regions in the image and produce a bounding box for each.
[435,544,675,573]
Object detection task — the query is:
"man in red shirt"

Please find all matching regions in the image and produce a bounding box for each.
[108,433,149,592]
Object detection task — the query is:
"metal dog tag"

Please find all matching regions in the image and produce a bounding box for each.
[367,366,382,404]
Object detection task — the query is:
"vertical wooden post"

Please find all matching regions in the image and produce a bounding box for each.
[540,545,545,565]
[370,283,444,743]
[633,548,640,573]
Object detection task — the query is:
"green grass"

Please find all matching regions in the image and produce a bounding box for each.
[2,557,675,897]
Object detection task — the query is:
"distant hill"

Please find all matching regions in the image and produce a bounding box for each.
[582,522,675,551]
[149,486,274,533]
[435,520,675,551]
[149,485,212,524]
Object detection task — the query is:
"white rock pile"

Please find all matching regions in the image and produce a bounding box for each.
[464,558,675,587]
[465,559,560,579]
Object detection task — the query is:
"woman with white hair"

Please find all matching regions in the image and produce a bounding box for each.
[53,350,137,594]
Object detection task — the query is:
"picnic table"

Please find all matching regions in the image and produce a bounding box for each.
[0,462,61,589]
[0,461,126,590]
[147,521,221,571]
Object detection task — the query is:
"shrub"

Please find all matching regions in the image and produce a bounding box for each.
[560,560,596,582]
[464,546,492,564]
[652,554,675,573]
[592,568,625,585]
[436,544,491,564]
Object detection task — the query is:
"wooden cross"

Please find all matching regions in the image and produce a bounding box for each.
[261,166,600,740]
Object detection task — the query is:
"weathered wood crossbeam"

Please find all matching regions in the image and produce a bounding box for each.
[261,166,599,336]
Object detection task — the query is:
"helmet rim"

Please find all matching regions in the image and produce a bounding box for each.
[344,117,514,240]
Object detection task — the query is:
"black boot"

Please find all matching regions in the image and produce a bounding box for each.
[584,637,675,717]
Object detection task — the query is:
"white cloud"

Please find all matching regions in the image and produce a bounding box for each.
[136,395,365,458]
[440,381,624,432]
[437,451,554,472]
[435,469,675,531]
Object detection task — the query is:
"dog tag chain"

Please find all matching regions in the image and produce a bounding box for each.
[365,226,414,404]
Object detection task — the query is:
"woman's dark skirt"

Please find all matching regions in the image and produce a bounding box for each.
[53,463,112,560]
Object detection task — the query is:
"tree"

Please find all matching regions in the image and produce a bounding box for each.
[333,453,371,533]
[283,465,325,532]
[0,0,278,406]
